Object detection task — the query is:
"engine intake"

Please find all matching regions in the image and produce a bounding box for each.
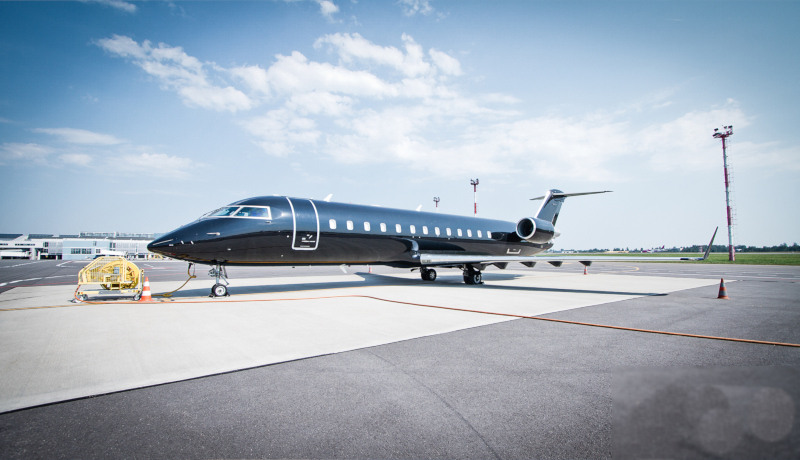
[516,217,556,244]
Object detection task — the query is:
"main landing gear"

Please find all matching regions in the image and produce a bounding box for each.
[463,266,483,285]
[209,264,230,297]
[420,266,482,285]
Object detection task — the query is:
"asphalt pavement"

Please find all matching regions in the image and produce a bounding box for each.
[0,260,798,459]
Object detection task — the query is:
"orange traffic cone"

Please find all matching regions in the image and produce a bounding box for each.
[139,276,152,302]
[583,265,588,275]
[368,265,372,274]
[717,278,729,300]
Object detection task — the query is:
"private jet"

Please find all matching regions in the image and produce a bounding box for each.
[147,189,716,297]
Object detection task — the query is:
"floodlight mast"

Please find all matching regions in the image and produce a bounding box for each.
[470,178,479,217]
[713,125,735,261]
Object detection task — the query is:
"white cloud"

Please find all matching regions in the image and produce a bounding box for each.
[233,51,395,99]
[639,101,751,171]
[33,128,125,145]
[314,33,435,78]
[97,33,799,181]
[429,48,462,76]
[80,0,137,14]
[241,109,321,157]
[315,0,339,20]
[96,35,253,112]
[60,153,92,166]
[120,152,197,179]
[398,0,433,16]
[177,85,253,112]
[0,143,54,165]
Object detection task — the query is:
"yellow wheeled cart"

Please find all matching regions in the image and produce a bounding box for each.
[76,256,144,301]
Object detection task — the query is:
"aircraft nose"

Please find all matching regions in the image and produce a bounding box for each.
[147,225,199,254]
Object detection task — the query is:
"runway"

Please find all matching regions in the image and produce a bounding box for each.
[1,260,799,458]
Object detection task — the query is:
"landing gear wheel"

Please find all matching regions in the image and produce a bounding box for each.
[211,283,228,297]
[421,268,437,281]
[463,270,482,285]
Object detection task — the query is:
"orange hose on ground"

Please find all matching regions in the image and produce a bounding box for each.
[2,292,798,348]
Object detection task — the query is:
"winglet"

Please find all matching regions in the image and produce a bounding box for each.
[416,205,422,212]
[702,227,718,260]
[324,194,333,202]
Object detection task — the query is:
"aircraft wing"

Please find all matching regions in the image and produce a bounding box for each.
[420,227,718,266]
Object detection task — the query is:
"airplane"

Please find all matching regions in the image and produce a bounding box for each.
[147,189,717,297]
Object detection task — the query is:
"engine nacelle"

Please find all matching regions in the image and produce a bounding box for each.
[516,217,557,244]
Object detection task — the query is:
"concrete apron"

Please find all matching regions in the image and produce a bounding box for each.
[0,271,721,413]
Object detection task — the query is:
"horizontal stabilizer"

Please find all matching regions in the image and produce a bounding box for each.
[530,191,612,201]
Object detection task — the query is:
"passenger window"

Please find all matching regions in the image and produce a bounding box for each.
[478,230,482,238]
[487,231,492,238]
[364,222,371,231]
[423,226,429,235]
[435,227,440,236]
[329,219,337,230]
[347,221,354,230]
[457,229,463,237]
[395,224,402,233]
[446,228,452,236]
[467,229,472,237]
[380,223,387,232]
[410,225,416,234]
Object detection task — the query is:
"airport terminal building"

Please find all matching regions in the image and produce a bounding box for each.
[0,232,162,260]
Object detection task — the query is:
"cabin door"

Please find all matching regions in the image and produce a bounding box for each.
[287,198,319,250]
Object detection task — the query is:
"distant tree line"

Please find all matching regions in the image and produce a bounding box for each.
[684,243,800,253]
[563,243,799,253]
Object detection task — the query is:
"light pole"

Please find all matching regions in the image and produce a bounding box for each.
[470,178,479,217]
[433,197,440,212]
[713,125,735,261]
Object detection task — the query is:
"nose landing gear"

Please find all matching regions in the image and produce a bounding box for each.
[209,264,230,297]
[420,267,437,281]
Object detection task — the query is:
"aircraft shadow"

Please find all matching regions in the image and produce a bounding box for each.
[165,272,423,298]
[164,271,664,299]
[438,272,666,297]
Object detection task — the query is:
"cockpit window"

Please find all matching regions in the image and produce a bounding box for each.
[234,206,271,218]
[204,206,272,219]
[208,206,240,217]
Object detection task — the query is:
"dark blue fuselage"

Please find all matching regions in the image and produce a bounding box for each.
[147,196,551,267]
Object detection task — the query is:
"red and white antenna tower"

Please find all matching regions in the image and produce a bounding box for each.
[470,178,479,217]
[713,125,735,261]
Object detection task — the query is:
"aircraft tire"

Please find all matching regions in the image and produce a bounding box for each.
[421,268,436,281]
[463,271,482,285]
[211,283,228,297]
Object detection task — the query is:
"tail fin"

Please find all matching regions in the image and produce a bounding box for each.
[531,189,612,225]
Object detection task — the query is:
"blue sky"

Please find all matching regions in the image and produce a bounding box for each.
[1,0,798,249]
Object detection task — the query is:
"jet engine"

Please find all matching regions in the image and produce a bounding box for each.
[516,217,557,244]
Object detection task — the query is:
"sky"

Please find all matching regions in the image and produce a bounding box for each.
[1,0,798,249]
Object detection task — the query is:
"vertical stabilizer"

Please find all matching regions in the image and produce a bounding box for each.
[530,189,612,225]
[534,189,566,225]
